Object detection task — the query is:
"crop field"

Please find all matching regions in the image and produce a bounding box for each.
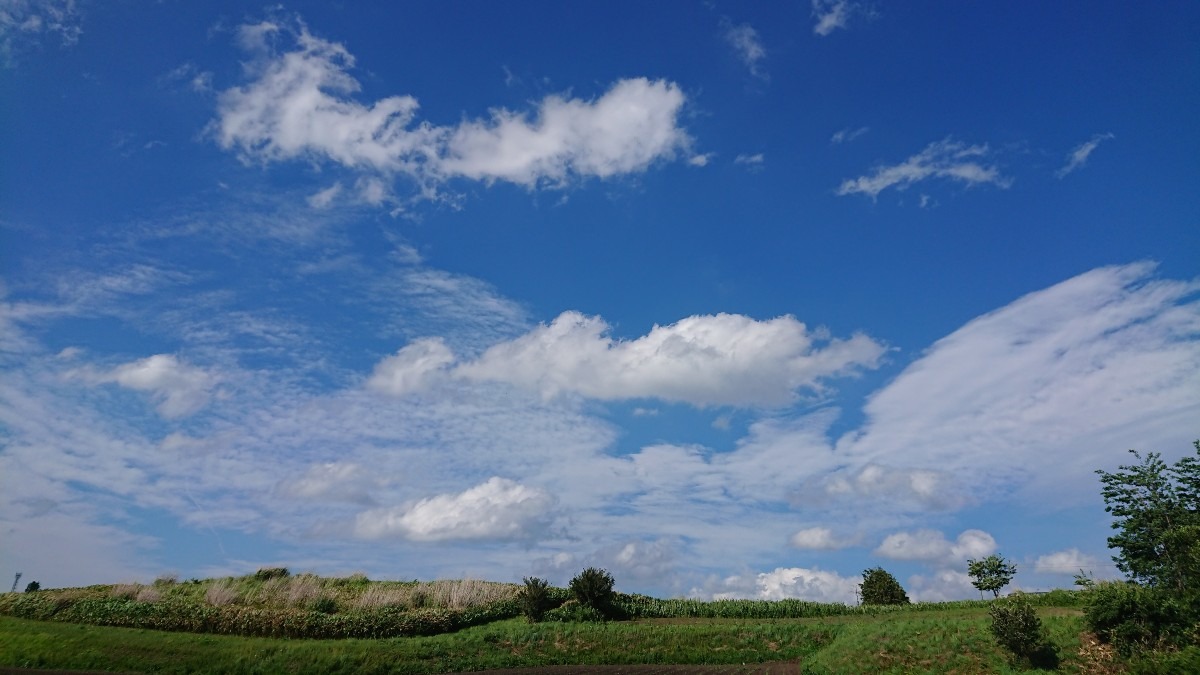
[0,574,1141,674]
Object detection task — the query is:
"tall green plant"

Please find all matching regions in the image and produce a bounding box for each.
[516,577,552,622]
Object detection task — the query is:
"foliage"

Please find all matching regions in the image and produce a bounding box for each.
[516,576,555,622]
[966,554,1017,598]
[858,567,909,605]
[309,596,337,614]
[23,582,40,593]
[253,567,290,581]
[1096,441,1200,597]
[988,593,1057,667]
[1083,581,1191,655]
[568,567,616,618]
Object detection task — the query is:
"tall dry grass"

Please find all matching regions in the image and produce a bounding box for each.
[205,579,239,606]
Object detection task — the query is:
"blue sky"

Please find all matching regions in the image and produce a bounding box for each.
[1,1,1197,602]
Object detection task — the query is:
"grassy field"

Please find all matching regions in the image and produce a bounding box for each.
[0,607,1105,674]
[0,575,1149,673]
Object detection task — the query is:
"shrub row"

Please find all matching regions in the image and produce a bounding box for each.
[0,593,520,640]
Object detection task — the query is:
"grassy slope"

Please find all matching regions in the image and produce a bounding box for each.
[0,609,1097,674]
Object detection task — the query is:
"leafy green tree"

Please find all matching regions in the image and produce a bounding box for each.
[968,554,1017,598]
[568,567,616,617]
[1096,441,1200,597]
[858,567,910,605]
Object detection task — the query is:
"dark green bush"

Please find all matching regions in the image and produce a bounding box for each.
[1084,581,1191,655]
[516,577,554,622]
[310,597,337,614]
[989,593,1056,666]
[254,567,290,581]
[23,581,40,593]
[544,599,607,623]
[569,567,616,617]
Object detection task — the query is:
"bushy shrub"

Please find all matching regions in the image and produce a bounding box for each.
[989,593,1054,665]
[310,596,338,614]
[517,576,553,622]
[544,598,607,623]
[23,581,40,593]
[569,567,616,617]
[254,567,290,581]
[1084,581,1191,655]
[859,567,909,605]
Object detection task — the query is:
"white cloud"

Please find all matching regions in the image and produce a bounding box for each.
[734,152,764,167]
[812,1,864,37]
[874,529,996,565]
[837,138,1012,199]
[276,462,377,504]
[366,338,456,396]
[446,311,885,407]
[907,569,979,602]
[213,21,692,193]
[790,526,857,550]
[702,567,861,604]
[306,182,342,208]
[721,19,767,80]
[840,261,1200,509]
[1,0,82,64]
[1056,132,1114,178]
[688,153,714,167]
[830,126,869,144]
[1034,548,1101,575]
[99,354,217,418]
[354,477,557,542]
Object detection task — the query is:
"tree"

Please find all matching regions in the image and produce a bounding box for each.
[568,567,616,617]
[1095,441,1200,597]
[23,581,40,593]
[858,567,910,605]
[968,554,1017,598]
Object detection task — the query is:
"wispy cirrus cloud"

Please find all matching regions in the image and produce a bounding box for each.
[0,0,83,65]
[721,18,767,80]
[811,0,869,37]
[830,126,869,144]
[836,138,1012,199]
[212,18,695,199]
[1055,132,1114,178]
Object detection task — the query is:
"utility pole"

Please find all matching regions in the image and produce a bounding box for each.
[10,572,21,593]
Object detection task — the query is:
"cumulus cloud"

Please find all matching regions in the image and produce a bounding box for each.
[97,354,216,418]
[1034,548,1101,575]
[721,19,767,80]
[837,138,1012,199]
[874,529,996,565]
[213,20,692,193]
[790,526,858,550]
[1056,132,1114,178]
[366,338,456,396]
[907,569,979,602]
[428,311,885,407]
[817,463,967,510]
[701,567,861,604]
[353,477,556,542]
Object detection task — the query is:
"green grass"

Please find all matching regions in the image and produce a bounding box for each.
[1,608,1099,674]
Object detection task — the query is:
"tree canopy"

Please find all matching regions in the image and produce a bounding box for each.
[859,567,910,605]
[1096,440,1200,597]
[968,554,1017,598]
